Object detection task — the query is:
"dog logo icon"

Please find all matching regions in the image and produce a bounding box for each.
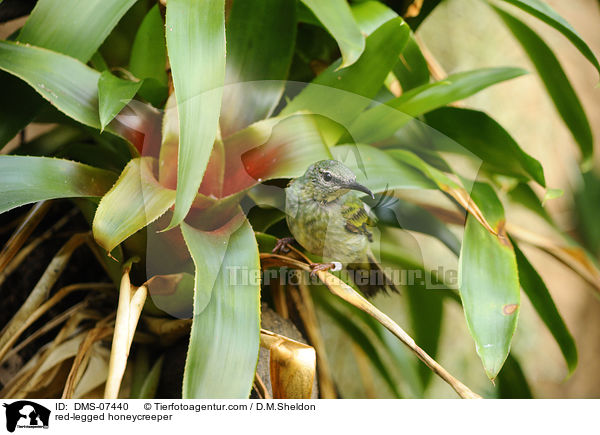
[3,401,50,432]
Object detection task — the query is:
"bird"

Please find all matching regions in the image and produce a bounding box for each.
[274,159,399,297]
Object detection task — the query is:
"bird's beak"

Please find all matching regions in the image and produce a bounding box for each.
[346,181,374,199]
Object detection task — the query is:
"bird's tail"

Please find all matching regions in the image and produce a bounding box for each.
[347,252,400,298]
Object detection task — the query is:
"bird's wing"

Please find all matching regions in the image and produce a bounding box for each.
[341,194,375,242]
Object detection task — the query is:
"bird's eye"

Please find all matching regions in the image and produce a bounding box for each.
[322,171,332,182]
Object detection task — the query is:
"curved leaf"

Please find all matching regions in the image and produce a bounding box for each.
[500,0,600,74]
[458,183,520,380]
[182,218,261,398]
[0,40,100,129]
[166,0,226,229]
[351,1,397,36]
[98,71,142,131]
[493,6,593,164]
[350,1,429,91]
[220,0,297,135]
[350,67,527,143]
[300,0,365,69]
[92,157,176,253]
[513,240,577,374]
[425,107,545,186]
[0,0,137,147]
[0,155,116,213]
[282,17,410,128]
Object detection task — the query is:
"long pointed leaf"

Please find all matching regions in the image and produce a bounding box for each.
[350,67,527,143]
[182,218,261,398]
[0,41,101,129]
[513,240,577,374]
[500,0,600,74]
[458,183,520,380]
[425,107,545,186]
[493,6,593,164]
[166,0,226,229]
[0,156,116,213]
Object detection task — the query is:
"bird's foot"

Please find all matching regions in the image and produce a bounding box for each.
[272,237,295,254]
[309,261,342,278]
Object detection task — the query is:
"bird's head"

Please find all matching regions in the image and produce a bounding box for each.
[299,160,374,203]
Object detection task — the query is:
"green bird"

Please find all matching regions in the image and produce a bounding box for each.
[275,160,399,297]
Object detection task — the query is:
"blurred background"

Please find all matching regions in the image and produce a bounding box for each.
[319,0,600,398]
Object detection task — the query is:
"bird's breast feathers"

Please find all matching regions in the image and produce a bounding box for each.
[285,185,371,263]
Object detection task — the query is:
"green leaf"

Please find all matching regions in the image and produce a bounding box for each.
[19,0,138,62]
[131,353,164,399]
[0,0,137,147]
[507,182,553,224]
[129,4,168,107]
[350,67,527,143]
[331,144,435,193]
[350,1,429,91]
[92,157,176,253]
[311,287,402,398]
[500,0,600,75]
[375,199,461,256]
[0,155,116,214]
[181,217,241,315]
[394,35,430,91]
[350,1,397,36]
[425,107,545,186]
[574,171,600,256]
[300,0,365,69]
[130,5,168,85]
[513,240,577,374]
[0,41,101,129]
[220,0,297,136]
[98,71,142,131]
[182,218,260,398]
[458,183,520,380]
[282,18,410,128]
[493,6,593,164]
[166,0,226,229]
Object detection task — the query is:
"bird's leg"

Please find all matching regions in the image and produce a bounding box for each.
[309,261,342,278]
[272,237,295,254]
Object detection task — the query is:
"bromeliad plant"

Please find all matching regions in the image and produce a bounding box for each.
[0,0,598,398]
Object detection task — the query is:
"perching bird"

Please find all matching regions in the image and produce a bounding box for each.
[275,159,399,297]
